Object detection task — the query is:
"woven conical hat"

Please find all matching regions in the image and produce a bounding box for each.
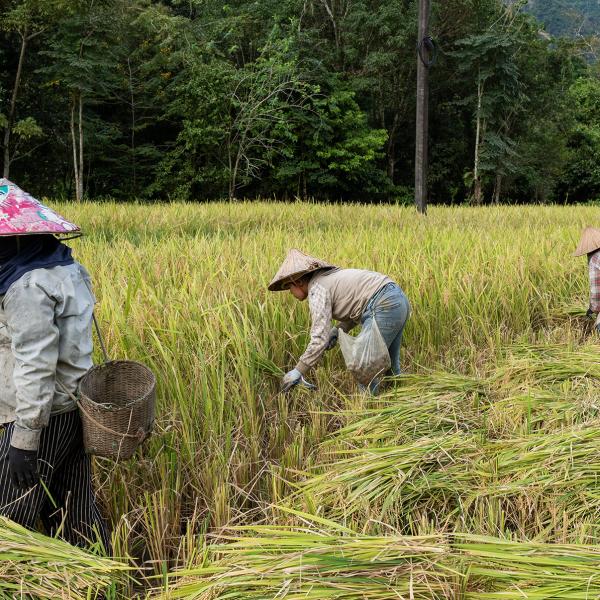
[268,249,336,291]
[574,227,600,257]
[0,178,80,237]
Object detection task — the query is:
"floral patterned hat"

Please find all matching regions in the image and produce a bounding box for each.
[0,178,80,237]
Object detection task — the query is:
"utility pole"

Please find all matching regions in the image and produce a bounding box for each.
[415,0,431,214]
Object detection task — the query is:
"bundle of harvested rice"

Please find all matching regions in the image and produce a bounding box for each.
[0,516,129,600]
[158,526,453,599]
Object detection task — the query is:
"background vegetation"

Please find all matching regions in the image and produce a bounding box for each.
[525,0,600,38]
[2,0,600,204]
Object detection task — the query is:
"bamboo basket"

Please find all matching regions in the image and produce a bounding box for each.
[78,360,156,460]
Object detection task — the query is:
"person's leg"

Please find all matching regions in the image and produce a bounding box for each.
[372,284,410,377]
[0,415,70,530]
[356,284,410,393]
[40,411,110,551]
[385,292,411,376]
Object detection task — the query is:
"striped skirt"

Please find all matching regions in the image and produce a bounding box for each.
[0,409,110,551]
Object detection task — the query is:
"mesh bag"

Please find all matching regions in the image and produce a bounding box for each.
[78,360,156,460]
[338,318,391,386]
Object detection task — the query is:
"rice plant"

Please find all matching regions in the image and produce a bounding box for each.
[9,201,593,596]
[0,516,130,599]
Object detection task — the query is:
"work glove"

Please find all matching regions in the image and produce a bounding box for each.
[325,327,339,351]
[586,307,596,319]
[281,368,302,392]
[8,446,39,490]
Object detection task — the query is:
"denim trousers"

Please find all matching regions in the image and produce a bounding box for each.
[360,282,410,391]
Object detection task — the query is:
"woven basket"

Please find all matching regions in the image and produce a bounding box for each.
[79,360,156,460]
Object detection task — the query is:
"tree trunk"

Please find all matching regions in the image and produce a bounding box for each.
[387,112,400,181]
[472,77,484,205]
[230,152,240,200]
[319,0,344,69]
[414,0,430,214]
[231,127,249,201]
[78,94,84,201]
[2,33,28,178]
[227,136,234,200]
[70,95,81,203]
[493,172,502,204]
[127,58,137,196]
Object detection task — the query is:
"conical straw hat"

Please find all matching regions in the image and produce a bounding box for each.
[573,227,600,257]
[0,178,80,237]
[268,249,336,291]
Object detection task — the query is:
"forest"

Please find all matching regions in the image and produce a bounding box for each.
[2,0,600,203]
[525,0,600,37]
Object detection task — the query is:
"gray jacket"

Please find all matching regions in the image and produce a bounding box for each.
[0,262,95,451]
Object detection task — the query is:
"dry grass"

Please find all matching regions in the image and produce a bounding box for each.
[5,201,594,598]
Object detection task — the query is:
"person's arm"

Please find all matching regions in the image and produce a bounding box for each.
[4,279,59,451]
[590,256,600,315]
[296,283,332,376]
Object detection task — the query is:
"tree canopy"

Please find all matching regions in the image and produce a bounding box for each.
[1,0,599,203]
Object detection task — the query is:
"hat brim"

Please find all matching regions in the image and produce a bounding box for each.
[268,266,335,291]
[0,230,83,239]
[573,245,600,257]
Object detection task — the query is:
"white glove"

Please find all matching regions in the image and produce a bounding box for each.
[281,368,302,392]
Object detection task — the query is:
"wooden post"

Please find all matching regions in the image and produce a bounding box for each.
[415,0,430,214]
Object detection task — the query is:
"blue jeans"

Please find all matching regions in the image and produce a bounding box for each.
[360,282,410,391]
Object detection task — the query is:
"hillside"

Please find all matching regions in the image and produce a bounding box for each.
[526,0,600,37]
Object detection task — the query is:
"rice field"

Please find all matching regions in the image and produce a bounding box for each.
[2,202,600,598]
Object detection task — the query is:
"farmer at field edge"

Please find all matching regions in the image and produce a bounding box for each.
[268,249,410,392]
[574,226,600,335]
[0,179,109,550]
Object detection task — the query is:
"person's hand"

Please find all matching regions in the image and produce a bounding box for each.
[586,307,596,319]
[8,446,39,490]
[325,327,339,351]
[281,368,302,392]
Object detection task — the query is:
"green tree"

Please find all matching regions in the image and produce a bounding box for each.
[452,12,526,204]
[272,90,389,200]
[560,76,600,201]
[1,0,67,178]
[40,0,118,201]
[156,32,315,199]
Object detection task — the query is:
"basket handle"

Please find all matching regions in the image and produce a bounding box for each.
[93,313,110,363]
[80,270,110,363]
[76,400,149,441]
[56,378,79,403]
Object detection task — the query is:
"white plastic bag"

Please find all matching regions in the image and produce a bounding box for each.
[338,318,391,386]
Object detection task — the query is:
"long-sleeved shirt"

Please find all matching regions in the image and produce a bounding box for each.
[296,268,392,375]
[590,250,600,325]
[0,263,95,451]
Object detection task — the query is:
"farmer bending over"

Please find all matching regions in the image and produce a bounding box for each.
[574,226,600,334]
[269,249,410,393]
[0,179,109,550]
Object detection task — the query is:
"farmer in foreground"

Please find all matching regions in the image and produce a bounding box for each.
[269,249,410,393]
[574,226,600,334]
[0,179,109,550]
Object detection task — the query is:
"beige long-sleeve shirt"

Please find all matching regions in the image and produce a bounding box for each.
[296,268,392,375]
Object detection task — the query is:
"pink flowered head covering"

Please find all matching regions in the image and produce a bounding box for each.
[0,178,81,237]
